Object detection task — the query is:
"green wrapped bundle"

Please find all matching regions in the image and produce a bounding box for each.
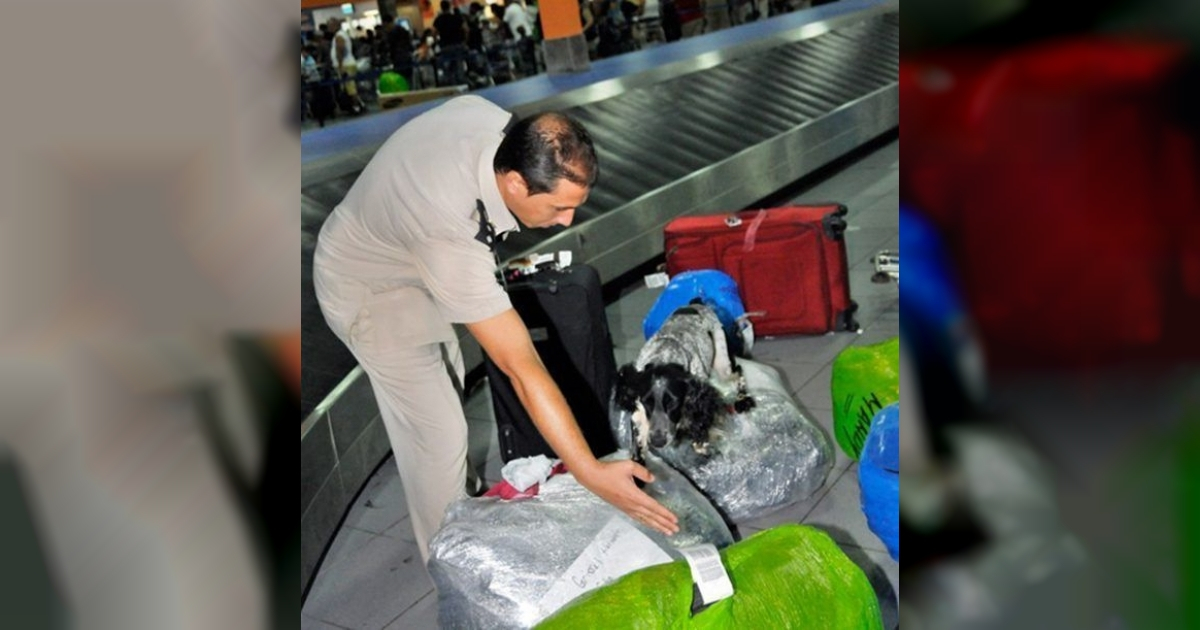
[377,71,409,94]
[537,525,882,630]
[831,337,900,459]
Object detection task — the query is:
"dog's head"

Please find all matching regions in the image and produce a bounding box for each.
[614,362,730,459]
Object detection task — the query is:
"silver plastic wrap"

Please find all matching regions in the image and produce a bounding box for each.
[427,453,734,630]
[613,359,835,522]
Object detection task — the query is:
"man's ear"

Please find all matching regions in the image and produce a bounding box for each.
[503,171,528,198]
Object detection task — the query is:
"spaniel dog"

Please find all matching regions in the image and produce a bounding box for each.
[635,303,735,386]
[614,303,755,465]
[614,362,730,459]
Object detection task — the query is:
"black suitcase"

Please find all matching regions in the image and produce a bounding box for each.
[485,264,619,463]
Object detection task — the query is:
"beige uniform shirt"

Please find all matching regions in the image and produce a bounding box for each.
[313,95,521,348]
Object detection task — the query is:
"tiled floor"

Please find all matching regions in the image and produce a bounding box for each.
[302,138,900,630]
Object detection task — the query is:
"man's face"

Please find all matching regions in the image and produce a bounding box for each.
[505,175,588,229]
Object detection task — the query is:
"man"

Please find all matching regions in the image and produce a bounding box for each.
[313,96,679,562]
[502,0,534,41]
[387,17,416,88]
[327,17,364,114]
[433,0,469,47]
[432,1,470,85]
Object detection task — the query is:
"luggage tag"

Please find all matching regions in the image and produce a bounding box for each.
[644,272,670,288]
[677,543,734,615]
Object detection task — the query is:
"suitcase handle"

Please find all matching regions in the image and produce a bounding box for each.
[742,210,768,252]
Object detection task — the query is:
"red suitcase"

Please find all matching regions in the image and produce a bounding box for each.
[902,38,1200,367]
[664,205,859,336]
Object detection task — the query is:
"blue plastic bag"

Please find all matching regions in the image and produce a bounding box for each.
[643,270,750,354]
[901,204,987,422]
[858,402,899,560]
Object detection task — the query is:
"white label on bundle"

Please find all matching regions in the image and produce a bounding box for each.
[644,272,670,288]
[537,516,672,619]
[677,544,734,605]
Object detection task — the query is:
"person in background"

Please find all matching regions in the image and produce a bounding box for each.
[503,0,533,41]
[328,17,365,113]
[388,17,417,88]
[433,0,470,85]
[301,44,320,83]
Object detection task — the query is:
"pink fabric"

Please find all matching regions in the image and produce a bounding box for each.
[483,462,569,500]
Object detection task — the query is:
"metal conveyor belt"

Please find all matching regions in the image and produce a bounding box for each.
[494,10,898,280]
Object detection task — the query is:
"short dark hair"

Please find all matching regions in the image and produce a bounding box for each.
[494,112,598,195]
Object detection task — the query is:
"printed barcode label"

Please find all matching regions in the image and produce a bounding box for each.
[677,544,734,605]
[695,557,724,582]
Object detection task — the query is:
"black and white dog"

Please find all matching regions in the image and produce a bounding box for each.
[614,362,730,457]
[635,303,735,386]
[613,303,753,464]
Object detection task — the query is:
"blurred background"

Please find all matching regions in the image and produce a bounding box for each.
[0,0,299,628]
[900,0,1199,628]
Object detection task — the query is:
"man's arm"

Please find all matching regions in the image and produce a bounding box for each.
[468,308,679,535]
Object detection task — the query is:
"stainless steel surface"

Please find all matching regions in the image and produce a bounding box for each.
[495,11,899,280]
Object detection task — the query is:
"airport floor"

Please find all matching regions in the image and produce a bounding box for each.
[301,138,900,630]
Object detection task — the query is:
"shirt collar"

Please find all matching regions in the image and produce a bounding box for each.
[478,137,520,237]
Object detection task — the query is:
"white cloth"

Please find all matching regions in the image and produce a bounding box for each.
[501,455,557,491]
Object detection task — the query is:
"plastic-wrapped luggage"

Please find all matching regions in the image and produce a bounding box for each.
[427,453,733,629]
[612,359,833,521]
[536,524,884,629]
[859,402,899,560]
[831,337,900,459]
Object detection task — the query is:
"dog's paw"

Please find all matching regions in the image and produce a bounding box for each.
[733,395,756,413]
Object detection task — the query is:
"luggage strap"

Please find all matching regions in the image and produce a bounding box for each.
[742,209,768,252]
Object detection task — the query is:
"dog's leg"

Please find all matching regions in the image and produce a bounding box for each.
[630,401,650,489]
[631,402,651,458]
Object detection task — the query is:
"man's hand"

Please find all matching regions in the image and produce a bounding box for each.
[573,459,680,536]
[468,310,679,536]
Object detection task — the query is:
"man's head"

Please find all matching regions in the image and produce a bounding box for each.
[326,17,342,33]
[494,112,598,228]
[441,0,452,12]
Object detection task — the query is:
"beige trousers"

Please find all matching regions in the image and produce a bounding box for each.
[316,279,479,564]
[339,60,359,97]
[359,339,476,564]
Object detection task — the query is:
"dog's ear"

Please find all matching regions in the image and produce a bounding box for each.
[677,374,728,447]
[730,362,756,413]
[613,364,644,410]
